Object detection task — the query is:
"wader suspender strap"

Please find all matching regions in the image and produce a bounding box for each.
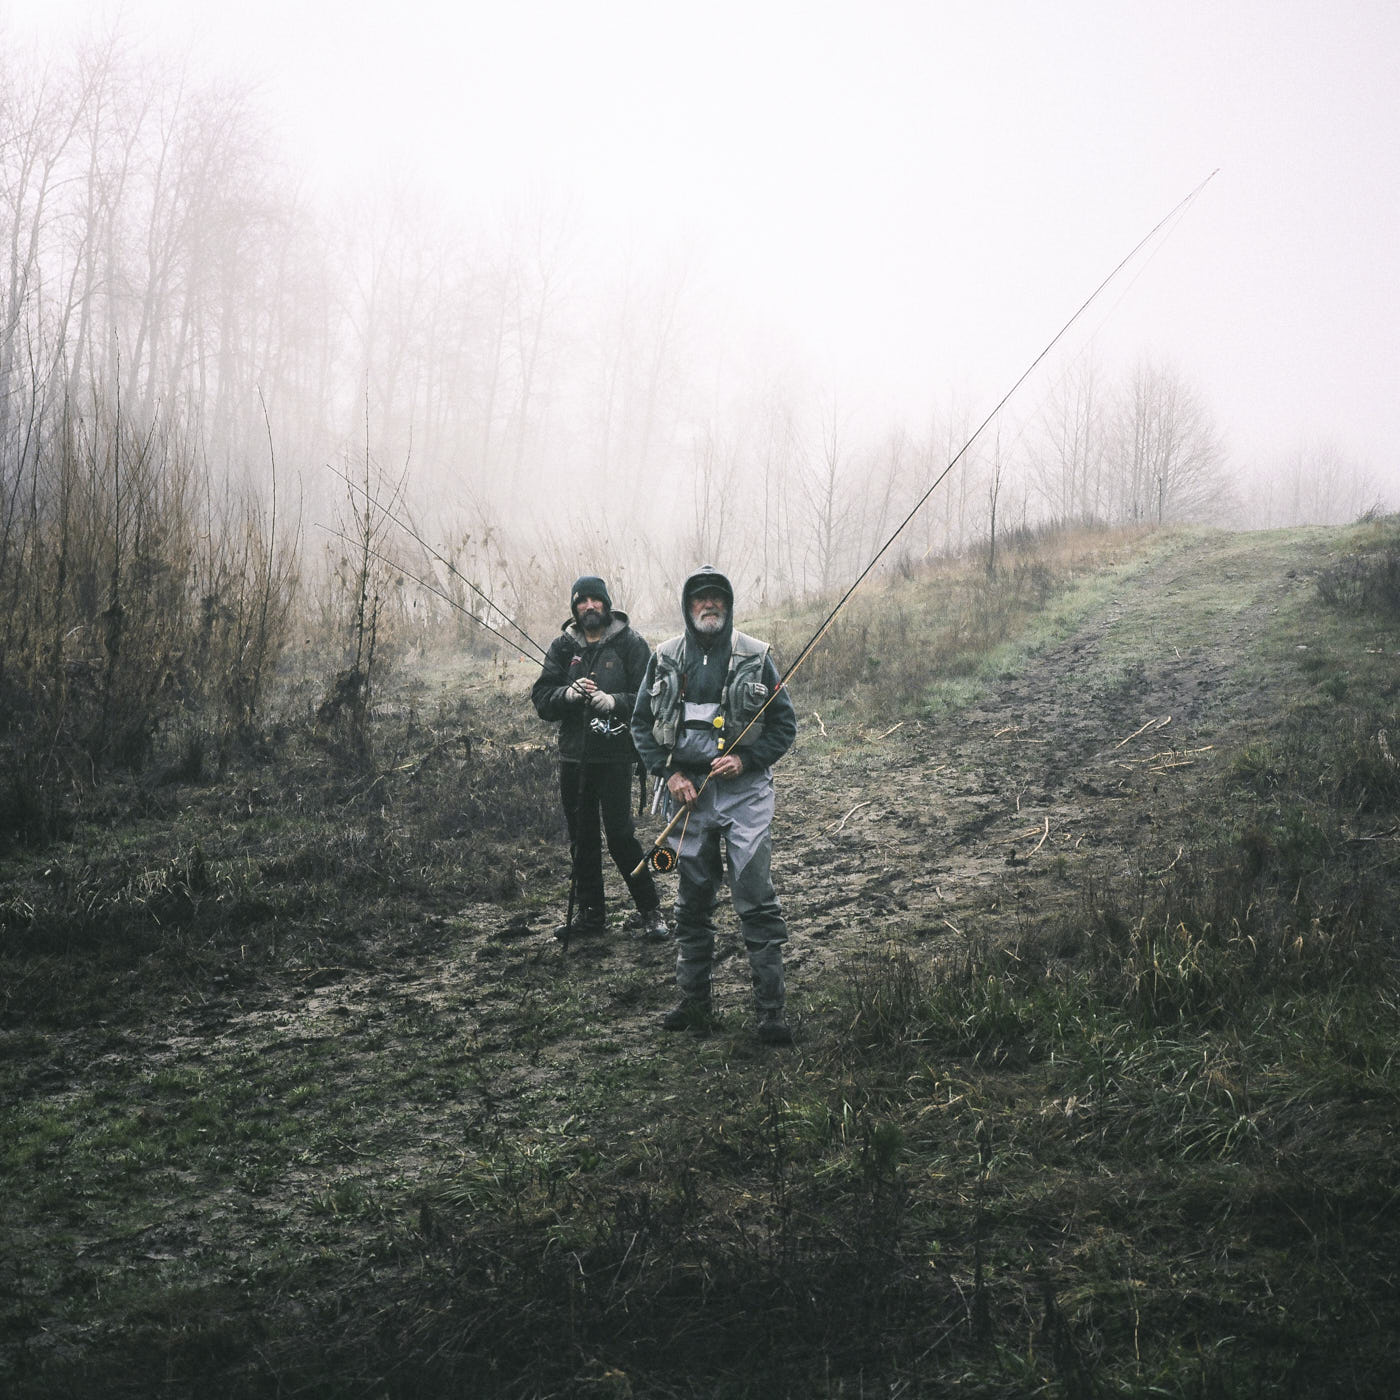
[665,648,686,773]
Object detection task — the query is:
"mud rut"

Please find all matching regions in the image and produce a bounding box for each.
[773,528,1305,993]
[55,531,1317,1272]
[275,536,1297,1087]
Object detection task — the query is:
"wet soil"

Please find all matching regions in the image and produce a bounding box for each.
[772,527,1321,992]
[160,531,1318,1114]
[1,527,1338,1375]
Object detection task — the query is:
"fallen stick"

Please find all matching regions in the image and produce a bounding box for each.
[1349,825,1400,842]
[831,800,872,833]
[1115,716,1172,749]
[1146,846,1184,878]
[1120,744,1215,769]
[1030,816,1051,855]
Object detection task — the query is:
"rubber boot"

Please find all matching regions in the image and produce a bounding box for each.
[661,997,712,1033]
[553,905,605,942]
[749,939,791,1044]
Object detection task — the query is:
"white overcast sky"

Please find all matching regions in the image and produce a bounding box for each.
[5,0,1398,490]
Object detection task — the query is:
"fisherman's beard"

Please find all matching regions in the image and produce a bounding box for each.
[693,611,726,635]
[577,607,604,631]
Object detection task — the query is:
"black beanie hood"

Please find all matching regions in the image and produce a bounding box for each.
[570,575,612,621]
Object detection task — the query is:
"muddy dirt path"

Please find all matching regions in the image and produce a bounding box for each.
[765,527,1321,1002]
[205,529,1318,1070]
[5,526,1341,1369]
[260,525,1317,1135]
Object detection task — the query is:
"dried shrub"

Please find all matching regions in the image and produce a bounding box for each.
[1316,545,1400,616]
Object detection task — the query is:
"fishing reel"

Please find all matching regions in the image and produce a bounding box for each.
[588,714,629,737]
[649,844,678,873]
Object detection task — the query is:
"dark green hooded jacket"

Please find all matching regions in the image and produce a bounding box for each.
[532,612,652,764]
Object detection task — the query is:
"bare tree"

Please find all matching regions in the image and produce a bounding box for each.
[0,48,89,450]
[986,429,1005,578]
[583,252,689,515]
[1249,439,1384,526]
[925,395,981,559]
[687,422,739,565]
[1033,355,1106,523]
[756,385,802,603]
[854,426,912,576]
[1109,359,1230,524]
[801,401,852,596]
[505,202,570,491]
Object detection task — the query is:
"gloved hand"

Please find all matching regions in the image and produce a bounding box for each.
[588,689,616,714]
[563,682,587,703]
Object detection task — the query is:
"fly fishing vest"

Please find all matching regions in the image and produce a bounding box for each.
[649,630,771,766]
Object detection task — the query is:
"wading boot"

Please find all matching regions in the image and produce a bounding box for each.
[756,1009,792,1046]
[661,998,712,1034]
[638,907,670,941]
[553,905,605,942]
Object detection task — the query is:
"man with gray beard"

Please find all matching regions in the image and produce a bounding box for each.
[631,565,798,1044]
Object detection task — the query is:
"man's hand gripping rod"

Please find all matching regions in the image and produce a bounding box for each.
[630,683,788,878]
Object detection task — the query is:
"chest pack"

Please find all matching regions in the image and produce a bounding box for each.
[649,630,771,761]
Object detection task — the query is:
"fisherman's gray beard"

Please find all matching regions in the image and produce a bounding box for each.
[692,612,726,636]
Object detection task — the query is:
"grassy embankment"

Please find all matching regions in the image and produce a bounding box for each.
[2,520,1397,1397]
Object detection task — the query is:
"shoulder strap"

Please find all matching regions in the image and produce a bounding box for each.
[727,629,769,669]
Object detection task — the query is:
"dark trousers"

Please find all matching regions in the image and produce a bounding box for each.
[559,761,658,914]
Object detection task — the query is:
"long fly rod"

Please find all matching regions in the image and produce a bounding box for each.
[326,461,550,665]
[777,170,1218,691]
[316,522,550,665]
[634,170,1219,875]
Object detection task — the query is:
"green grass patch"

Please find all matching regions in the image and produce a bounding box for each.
[764,522,1161,719]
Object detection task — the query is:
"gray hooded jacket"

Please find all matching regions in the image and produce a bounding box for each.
[630,566,797,779]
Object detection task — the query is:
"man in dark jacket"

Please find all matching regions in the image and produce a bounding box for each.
[631,565,798,1044]
[532,575,666,941]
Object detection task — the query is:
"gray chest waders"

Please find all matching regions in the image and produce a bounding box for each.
[634,632,770,877]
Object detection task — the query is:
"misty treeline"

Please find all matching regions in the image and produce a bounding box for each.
[0,30,1383,804]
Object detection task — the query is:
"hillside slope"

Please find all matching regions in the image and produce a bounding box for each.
[776,527,1335,999]
[4,523,1397,1399]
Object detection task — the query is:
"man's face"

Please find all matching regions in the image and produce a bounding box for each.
[575,595,606,630]
[689,588,728,636]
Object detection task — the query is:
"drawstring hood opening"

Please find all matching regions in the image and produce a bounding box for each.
[681,564,734,654]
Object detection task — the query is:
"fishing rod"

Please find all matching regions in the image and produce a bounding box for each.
[778,171,1218,692]
[633,170,1219,876]
[326,461,550,665]
[316,522,550,665]
[324,467,643,945]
